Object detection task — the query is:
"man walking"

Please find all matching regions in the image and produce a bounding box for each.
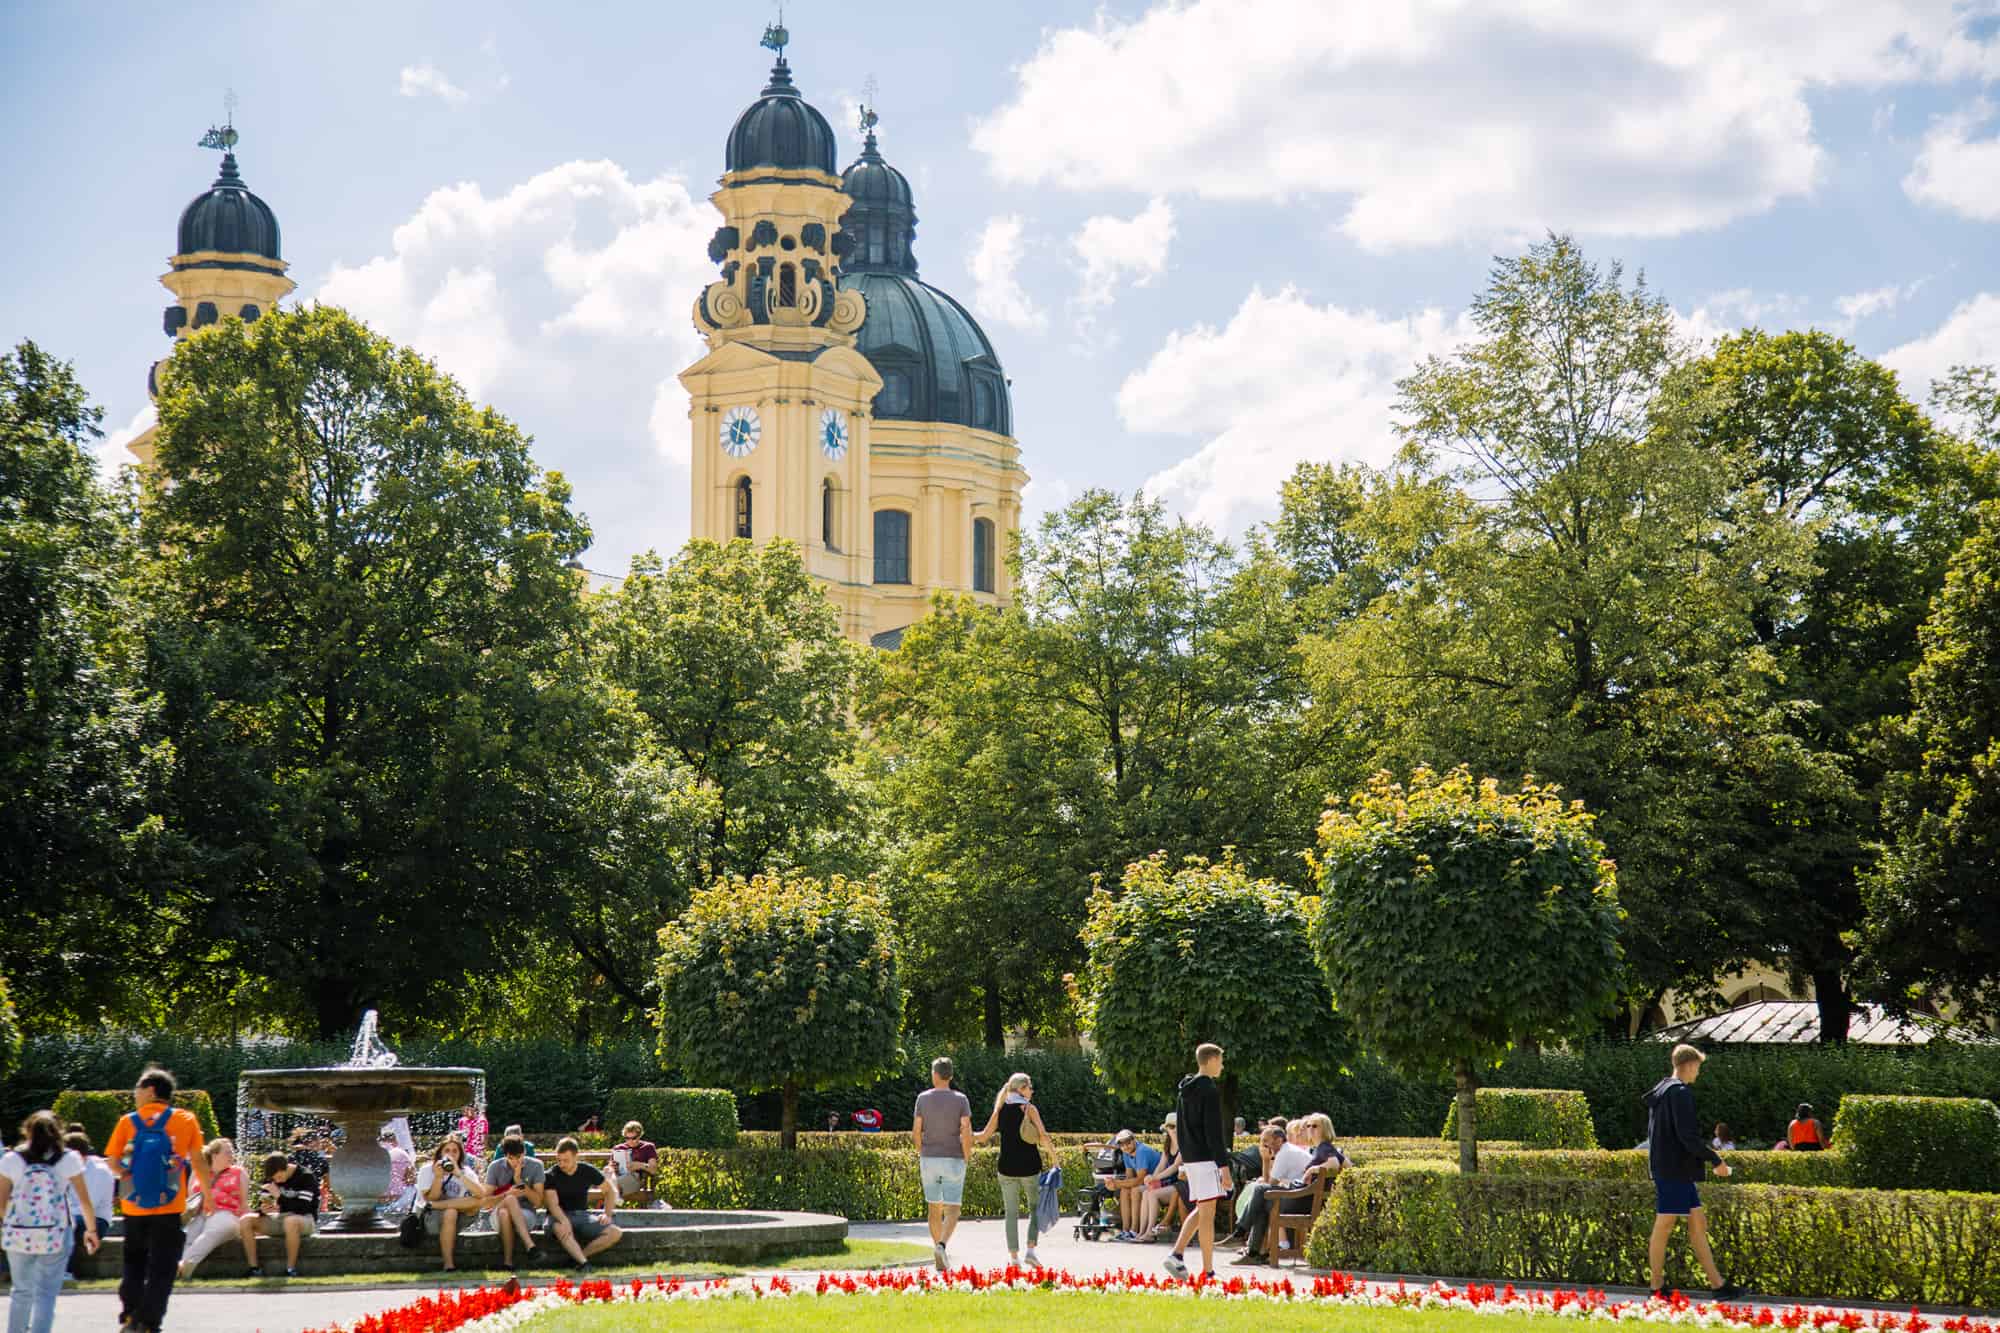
[911,1056,972,1272]
[1645,1044,1745,1302]
[103,1067,211,1333]
[1163,1043,1231,1282]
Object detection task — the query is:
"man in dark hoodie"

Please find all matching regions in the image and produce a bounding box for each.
[1645,1043,1744,1301]
[1162,1043,1231,1282]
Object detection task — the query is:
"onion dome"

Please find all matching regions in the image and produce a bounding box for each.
[839,129,917,275]
[843,270,1011,435]
[725,57,838,176]
[176,153,282,259]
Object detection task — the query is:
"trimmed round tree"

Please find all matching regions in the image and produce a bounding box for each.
[656,871,904,1149]
[1076,853,1339,1133]
[1313,768,1623,1174]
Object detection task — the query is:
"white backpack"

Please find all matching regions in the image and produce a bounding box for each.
[3,1159,73,1255]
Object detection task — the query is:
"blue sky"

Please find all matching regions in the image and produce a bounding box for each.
[6,1,2000,573]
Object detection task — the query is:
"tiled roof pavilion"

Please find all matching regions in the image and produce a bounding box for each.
[1650,999,1991,1045]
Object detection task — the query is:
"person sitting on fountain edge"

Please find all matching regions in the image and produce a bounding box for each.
[484,1135,546,1271]
[543,1137,622,1271]
[244,1150,320,1277]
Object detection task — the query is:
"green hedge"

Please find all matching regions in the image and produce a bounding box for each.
[651,1145,1101,1220]
[1308,1165,2000,1306]
[1441,1089,1596,1148]
[51,1090,221,1155]
[1833,1095,2000,1193]
[604,1088,739,1149]
[1481,1148,1849,1187]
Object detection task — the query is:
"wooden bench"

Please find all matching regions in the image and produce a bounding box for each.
[1262,1168,1334,1268]
[577,1149,659,1207]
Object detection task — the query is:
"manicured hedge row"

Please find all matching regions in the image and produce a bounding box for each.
[650,1145,1100,1221]
[1480,1148,1849,1187]
[1441,1089,1597,1148]
[52,1089,220,1152]
[1307,1166,2000,1306]
[1833,1095,2000,1193]
[604,1088,739,1149]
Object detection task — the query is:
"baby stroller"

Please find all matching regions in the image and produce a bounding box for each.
[1073,1142,1124,1241]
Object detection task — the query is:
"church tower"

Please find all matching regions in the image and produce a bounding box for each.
[684,28,1028,647]
[130,120,294,469]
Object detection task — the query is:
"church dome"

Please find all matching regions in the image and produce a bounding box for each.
[843,270,1011,436]
[725,58,837,176]
[176,154,282,260]
[839,129,917,275]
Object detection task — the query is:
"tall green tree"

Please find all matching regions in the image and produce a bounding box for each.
[1315,235,1817,1014]
[864,491,1318,1043]
[656,870,904,1148]
[1677,330,1984,1040]
[0,341,161,1027]
[1075,853,1339,1132]
[1860,501,2000,1017]
[1313,767,1623,1173]
[140,306,598,1036]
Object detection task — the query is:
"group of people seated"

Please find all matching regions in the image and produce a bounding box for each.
[411,1132,624,1273]
[1707,1103,1828,1154]
[1097,1109,1347,1264]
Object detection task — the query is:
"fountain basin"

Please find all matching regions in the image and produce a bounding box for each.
[241,1066,483,1229]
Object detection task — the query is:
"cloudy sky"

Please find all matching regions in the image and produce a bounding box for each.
[6,1,2000,572]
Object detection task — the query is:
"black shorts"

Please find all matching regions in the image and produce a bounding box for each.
[549,1214,611,1245]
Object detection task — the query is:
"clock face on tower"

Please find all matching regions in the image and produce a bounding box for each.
[818,408,849,461]
[719,405,761,457]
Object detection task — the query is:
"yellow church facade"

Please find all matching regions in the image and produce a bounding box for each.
[682,36,1027,647]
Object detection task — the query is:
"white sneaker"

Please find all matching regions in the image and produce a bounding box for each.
[1024,1248,1041,1267]
[934,1241,947,1272]
[1163,1252,1189,1280]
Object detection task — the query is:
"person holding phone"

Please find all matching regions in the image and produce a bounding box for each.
[415,1134,486,1272]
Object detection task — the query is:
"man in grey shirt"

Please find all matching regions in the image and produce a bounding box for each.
[912,1056,973,1271]
[484,1136,547,1270]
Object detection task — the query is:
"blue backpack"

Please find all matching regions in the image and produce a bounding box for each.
[124,1107,182,1210]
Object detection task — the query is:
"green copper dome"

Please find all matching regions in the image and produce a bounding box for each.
[725,58,838,176]
[176,154,282,260]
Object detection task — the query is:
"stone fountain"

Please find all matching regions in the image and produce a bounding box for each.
[239,1011,482,1230]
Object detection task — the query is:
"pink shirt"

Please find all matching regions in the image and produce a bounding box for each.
[457,1114,488,1158]
[208,1164,250,1216]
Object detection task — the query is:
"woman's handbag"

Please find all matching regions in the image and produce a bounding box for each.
[398,1203,425,1249]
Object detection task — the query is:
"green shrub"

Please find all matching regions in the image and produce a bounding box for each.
[1441,1089,1596,1148]
[1308,1165,2000,1306]
[604,1088,739,1149]
[1481,1148,1849,1187]
[1832,1094,2000,1192]
[0,973,20,1085]
[651,1145,1103,1220]
[51,1089,221,1155]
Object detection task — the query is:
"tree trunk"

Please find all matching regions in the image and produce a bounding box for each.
[311,979,357,1041]
[983,972,1005,1050]
[1454,1061,1479,1176]
[781,1080,799,1151]
[1220,1071,1240,1146]
[1814,966,1851,1046]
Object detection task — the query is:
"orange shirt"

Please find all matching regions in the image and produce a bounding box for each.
[103,1105,205,1217]
[1788,1118,1823,1147]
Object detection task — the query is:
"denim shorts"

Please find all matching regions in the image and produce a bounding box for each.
[1653,1177,1700,1216]
[920,1155,967,1206]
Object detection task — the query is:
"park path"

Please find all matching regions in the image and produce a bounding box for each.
[13,1219,1990,1331]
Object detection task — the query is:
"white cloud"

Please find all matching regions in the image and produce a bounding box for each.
[967,215,1046,332]
[1122,287,1468,532]
[399,63,470,106]
[974,1,2000,251]
[1672,289,1805,349]
[1904,100,2000,220]
[1883,292,2000,399]
[316,159,717,568]
[97,403,155,480]
[1073,198,1175,309]
[1834,279,1926,332]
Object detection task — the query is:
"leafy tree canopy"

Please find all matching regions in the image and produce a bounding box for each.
[1313,767,1622,1171]
[656,870,904,1147]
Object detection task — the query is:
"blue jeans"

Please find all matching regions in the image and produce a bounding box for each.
[6,1237,73,1333]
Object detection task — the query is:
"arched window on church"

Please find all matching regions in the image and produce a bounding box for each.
[973,517,995,593]
[822,479,838,551]
[734,477,753,540]
[877,370,912,416]
[974,379,996,430]
[777,263,798,308]
[874,509,910,584]
[867,222,886,266]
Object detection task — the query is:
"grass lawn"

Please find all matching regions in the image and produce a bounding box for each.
[57,1239,931,1293]
[528,1291,1629,1332]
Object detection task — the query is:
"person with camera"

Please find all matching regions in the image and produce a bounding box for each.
[415,1133,487,1272]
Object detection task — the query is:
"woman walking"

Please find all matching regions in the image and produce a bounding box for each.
[974,1072,1048,1268]
[1,1111,100,1333]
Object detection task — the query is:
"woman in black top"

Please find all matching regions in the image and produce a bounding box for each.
[974,1072,1048,1266]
